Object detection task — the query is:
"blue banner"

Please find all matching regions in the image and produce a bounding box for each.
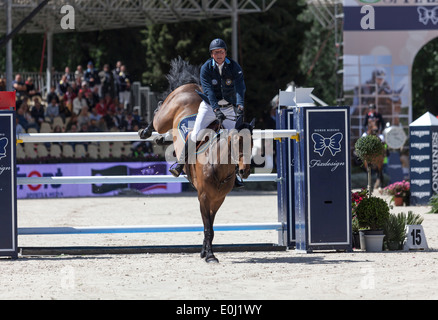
[344,6,438,31]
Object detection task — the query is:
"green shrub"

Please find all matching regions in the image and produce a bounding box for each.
[383,211,424,250]
[355,196,390,230]
[354,135,385,165]
[428,194,438,213]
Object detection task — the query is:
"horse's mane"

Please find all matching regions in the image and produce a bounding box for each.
[160,56,201,100]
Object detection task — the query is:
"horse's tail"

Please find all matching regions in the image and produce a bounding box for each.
[161,56,201,99]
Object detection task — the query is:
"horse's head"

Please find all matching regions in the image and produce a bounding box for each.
[230,118,255,179]
[367,118,379,135]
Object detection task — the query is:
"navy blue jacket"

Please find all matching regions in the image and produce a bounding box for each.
[199,57,245,111]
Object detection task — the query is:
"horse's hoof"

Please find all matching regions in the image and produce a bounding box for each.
[200,251,206,259]
[205,256,219,263]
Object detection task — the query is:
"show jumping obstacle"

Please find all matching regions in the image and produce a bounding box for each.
[0,89,352,258]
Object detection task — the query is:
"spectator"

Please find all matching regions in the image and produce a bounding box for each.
[75,65,84,83]
[72,90,87,115]
[64,66,73,83]
[80,81,91,96]
[132,107,141,123]
[63,86,77,111]
[53,124,64,135]
[88,118,101,132]
[85,90,97,111]
[99,64,115,98]
[71,81,79,95]
[30,96,45,126]
[65,113,78,132]
[112,60,122,97]
[58,99,72,121]
[45,98,60,122]
[77,105,90,128]
[104,93,116,113]
[13,74,27,99]
[67,123,78,133]
[89,107,101,122]
[117,65,131,108]
[16,98,38,131]
[46,85,60,104]
[79,122,89,133]
[103,107,119,130]
[16,117,25,134]
[25,77,40,98]
[120,112,139,132]
[95,97,107,116]
[57,74,70,96]
[84,61,100,91]
[0,77,6,91]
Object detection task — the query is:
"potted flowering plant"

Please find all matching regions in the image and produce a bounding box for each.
[383,180,410,206]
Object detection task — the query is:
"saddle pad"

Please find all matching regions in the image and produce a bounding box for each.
[177,113,197,142]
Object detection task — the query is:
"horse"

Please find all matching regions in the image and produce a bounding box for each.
[363,118,386,191]
[146,58,254,263]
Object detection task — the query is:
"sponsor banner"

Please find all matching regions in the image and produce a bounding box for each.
[17,162,182,199]
[409,124,438,204]
[0,111,17,257]
[294,107,351,251]
[344,5,438,31]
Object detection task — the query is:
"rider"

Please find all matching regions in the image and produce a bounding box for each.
[169,38,246,188]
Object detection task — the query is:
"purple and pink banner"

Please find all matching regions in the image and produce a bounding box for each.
[17,161,182,199]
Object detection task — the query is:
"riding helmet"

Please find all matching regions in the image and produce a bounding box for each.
[209,38,227,52]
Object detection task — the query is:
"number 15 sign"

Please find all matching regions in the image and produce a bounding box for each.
[404,225,428,251]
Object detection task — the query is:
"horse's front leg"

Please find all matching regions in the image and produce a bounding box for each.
[199,195,219,263]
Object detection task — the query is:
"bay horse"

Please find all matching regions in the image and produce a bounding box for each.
[146,58,254,263]
[364,118,385,191]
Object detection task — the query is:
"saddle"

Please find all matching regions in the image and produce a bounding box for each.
[177,114,222,153]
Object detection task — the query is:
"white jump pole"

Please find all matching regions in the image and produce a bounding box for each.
[17,129,298,143]
[17,173,278,185]
[18,222,283,235]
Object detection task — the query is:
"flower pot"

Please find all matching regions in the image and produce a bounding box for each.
[360,230,385,252]
[393,196,403,206]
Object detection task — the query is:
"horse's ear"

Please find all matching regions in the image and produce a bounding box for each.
[249,118,256,129]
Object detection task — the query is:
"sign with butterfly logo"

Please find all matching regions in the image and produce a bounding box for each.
[0,109,17,258]
[294,106,351,252]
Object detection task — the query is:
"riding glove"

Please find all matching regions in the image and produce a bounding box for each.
[214,108,226,123]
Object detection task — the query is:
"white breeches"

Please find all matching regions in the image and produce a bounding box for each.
[190,101,236,143]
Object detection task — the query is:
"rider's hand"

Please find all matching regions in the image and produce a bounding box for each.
[214,108,226,122]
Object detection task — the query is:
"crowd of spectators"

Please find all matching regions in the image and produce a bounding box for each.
[5,60,143,136]
[2,61,157,161]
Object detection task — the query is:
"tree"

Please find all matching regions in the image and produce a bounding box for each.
[141,0,309,123]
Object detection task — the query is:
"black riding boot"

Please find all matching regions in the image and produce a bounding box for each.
[169,142,189,177]
[234,167,244,189]
[138,122,154,139]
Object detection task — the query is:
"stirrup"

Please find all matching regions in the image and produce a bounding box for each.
[169,163,184,177]
[233,175,244,189]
